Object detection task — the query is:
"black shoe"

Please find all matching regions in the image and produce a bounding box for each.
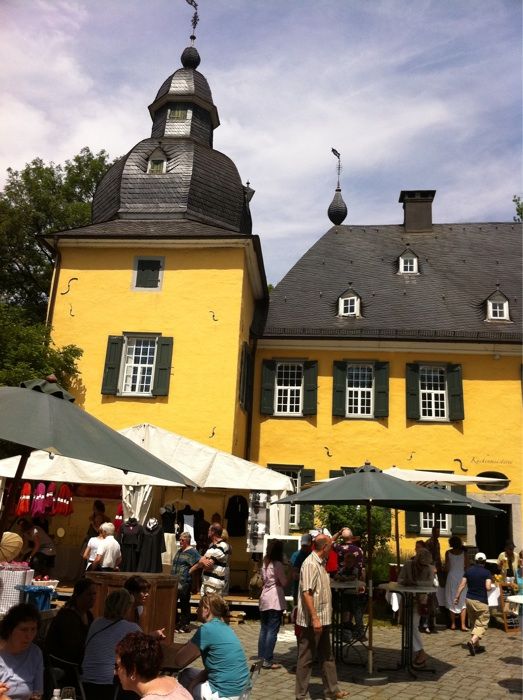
[467,641,476,656]
[476,646,486,654]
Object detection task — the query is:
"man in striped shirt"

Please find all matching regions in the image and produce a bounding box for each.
[295,534,348,700]
[190,523,230,595]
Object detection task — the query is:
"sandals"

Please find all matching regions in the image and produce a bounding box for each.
[262,662,281,669]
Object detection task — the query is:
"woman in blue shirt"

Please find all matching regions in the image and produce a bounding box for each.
[0,603,43,700]
[175,593,250,700]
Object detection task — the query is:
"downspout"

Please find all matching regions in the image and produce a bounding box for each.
[45,236,61,328]
[244,335,257,461]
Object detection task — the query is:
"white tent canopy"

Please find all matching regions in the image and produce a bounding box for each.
[0,423,293,491]
[382,466,506,486]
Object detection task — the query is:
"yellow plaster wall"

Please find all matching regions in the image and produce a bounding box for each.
[51,245,249,454]
[251,347,522,547]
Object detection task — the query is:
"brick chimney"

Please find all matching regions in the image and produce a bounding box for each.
[399,190,436,232]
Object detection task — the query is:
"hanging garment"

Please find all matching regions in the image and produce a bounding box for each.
[160,504,176,533]
[54,483,73,515]
[31,482,47,518]
[15,482,32,516]
[45,482,56,513]
[118,518,144,571]
[225,495,249,536]
[137,518,166,573]
[176,505,202,541]
[113,503,124,534]
[196,511,210,553]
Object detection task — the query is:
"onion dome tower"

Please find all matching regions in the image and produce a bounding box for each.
[327,148,347,225]
[92,33,253,235]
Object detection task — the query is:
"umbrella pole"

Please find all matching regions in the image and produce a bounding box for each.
[395,508,401,568]
[0,447,31,533]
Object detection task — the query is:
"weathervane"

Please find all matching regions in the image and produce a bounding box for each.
[185,0,199,43]
[331,147,342,188]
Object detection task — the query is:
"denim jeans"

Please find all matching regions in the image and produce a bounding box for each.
[258,609,283,664]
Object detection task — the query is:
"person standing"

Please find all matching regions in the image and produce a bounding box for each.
[424,525,442,632]
[295,534,348,700]
[171,532,200,632]
[497,540,520,579]
[190,523,229,596]
[91,522,121,571]
[454,552,493,655]
[17,518,56,577]
[398,548,434,667]
[290,535,312,604]
[332,527,364,578]
[257,539,289,669]
[444,536,468,631]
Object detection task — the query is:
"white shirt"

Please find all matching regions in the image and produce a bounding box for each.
[86,536,101,563]
[96,535,121,568]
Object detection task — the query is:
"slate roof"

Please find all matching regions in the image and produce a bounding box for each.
[45,219,252,240]
[264,223,522,343]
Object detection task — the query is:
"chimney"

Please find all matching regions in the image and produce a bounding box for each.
[399,190,436,232]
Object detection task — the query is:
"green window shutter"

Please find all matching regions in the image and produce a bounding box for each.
[451,484,467,535]
[260,360,276,415]
[332,361,347,417]
[302,361,318,415]
[152,337,173,396]
[101,336,123,395]
[299,468,316,530]
[405,510,421,533]
[447,364,464,421]
[373,361,389,418]
[406,363,420,420]
[136,259,161,288]
[329,470,345,478]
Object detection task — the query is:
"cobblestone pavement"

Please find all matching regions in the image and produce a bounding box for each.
[176,621,522,699]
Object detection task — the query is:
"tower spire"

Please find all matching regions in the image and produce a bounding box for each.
[328,148,348,225]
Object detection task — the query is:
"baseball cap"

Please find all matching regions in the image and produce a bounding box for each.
[474,552,487,562]
[300,534,313,546]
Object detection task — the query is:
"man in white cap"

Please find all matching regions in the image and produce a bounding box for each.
[454,552,493,655]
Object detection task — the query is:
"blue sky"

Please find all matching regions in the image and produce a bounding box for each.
[0,0,521,284]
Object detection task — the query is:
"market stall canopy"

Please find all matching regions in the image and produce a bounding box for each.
[119,424,294,492]
[0,423,293,492]
[383,466,507,487]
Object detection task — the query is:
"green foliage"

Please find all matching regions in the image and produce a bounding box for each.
[318,504,393,581]
[513,195,523,223]
[0,147,114,320]
[0,304,82,389]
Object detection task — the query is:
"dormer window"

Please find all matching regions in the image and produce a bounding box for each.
[147,148,167,175]
[486,291,510,321]
[399,250,418,274]
[338,291,361,317]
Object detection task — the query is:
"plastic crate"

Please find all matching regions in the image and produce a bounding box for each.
[15,584,54,611]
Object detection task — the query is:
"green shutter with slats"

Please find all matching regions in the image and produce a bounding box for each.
[299,468,316,529]
[329,470,345,478]
[406,363,420,420]
[101,336,123,395]
[152,337,173,396]
[302,361,318,415]
[332,361,347,416]
[374,361,389,418]
[405,510,421,533]
[260,360,276,415]
[447,364,464,421]
[451,484,467,535]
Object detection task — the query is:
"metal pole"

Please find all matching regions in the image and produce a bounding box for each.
[0,447,31,533]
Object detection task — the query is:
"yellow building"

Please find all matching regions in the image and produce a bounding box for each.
[45,42,521,560]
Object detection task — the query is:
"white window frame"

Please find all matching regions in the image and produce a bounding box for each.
[147,158,166,174]
[274,362,304,416]
[132,256,165,291]
[419,365,448,422]
[338,295,360,317]
[346,363,374,417]
[487,299,509,321]
[271,467,302,528]
[119,334,158,397]
[420,510,450,536]
[167,105,188,120]
[399,252,418,274]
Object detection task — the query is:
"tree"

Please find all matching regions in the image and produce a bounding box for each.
[0,147,114,321]
[513,195,523,223]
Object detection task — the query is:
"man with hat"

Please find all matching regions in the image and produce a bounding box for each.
[454,552,493,655]
[290,534,312,603]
